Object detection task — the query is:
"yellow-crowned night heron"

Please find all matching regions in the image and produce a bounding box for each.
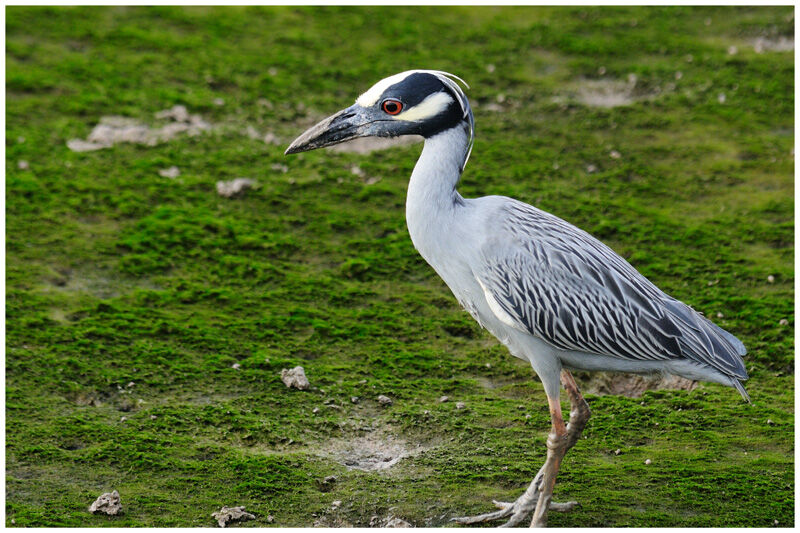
[286,70,749,528]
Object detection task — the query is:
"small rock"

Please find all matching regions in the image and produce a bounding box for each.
[385,516,412,527]
[598,66,606,76]
[150,415,157,420]
[211,506,255,528]
[716,312,724,318]
[645,459,652,465]
[216,178,259,198]
[774,520,779,526]
[496,93,506,103]
[17,136,25,143]
[158,166,180,179]
[675,71,683,80]
[270,163,288,173]
[350,165,365,177]
[213,98,225,106]
[281,366,310,390]
[351,396,360,404]
[455,402,465,410]
[439,395,449,403]
[767,275,775,283]
[727,45,738,55]
[586,164,597,173]
[312,407,320,414]
[779,319,789,326]
[331,500,342,510]
[718,93,726,104]
[609,150,621,159]
[268,67,278,76]
[17,160,29,170]
[485,363,491,368]
[232,363,241,370]
[119,416,127,423]
[423,410,430,415]
[267,515,274,523]
[365,176,381,185]
[614,448,622,455]
[377,395,392,406]
[127,382,135,388]
[486,64,496,73]
[89,490,122,515]
[525,414,532,419]
[263,132,279,144]
[767,419,775,425]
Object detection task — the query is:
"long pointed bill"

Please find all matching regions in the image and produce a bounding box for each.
[285,105,370,154]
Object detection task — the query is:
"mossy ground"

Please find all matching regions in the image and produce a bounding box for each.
[6,6,794,527]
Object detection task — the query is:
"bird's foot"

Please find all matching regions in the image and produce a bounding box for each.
[451,494,578,527]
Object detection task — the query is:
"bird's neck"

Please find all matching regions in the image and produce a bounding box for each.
[406,123,469,215]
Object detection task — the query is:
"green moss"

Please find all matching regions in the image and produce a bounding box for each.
[7,5,793,527]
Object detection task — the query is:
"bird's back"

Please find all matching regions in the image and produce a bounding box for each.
[470,196,748,394]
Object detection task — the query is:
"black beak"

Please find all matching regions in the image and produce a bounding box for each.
[285,105,370,154]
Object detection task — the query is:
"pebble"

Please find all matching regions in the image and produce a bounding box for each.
[645,459,652,465]
[213,97,225,106]
[455,402,465,410]
[767,419,775,425]
[267,515,274,523]
[439,395,449,403]
[767,275,775,283]
[281,366,310,390]
[598,66,606,75]
[119,416,127,422]
[486,64,496,73]
[312,407,320,414]
[158,166,180,179]
[378,395,392,405]
[716,312,724,318]
[586,164,597,173]
[718,93,726,104]
[779,319,788,326]
[150,415,157,420]
[351,396,359,404]
[331,500,341,510]
[17,160,29,170]
[614,448,622,455]
[231,363,241,370]
[609,150,621,159]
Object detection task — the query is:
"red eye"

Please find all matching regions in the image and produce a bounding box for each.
[381,99,403,115]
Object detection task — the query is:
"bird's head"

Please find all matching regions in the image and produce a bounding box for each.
[285,70,474,162]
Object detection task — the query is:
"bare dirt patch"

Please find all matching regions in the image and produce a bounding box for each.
[324,431,423,472]
[67,105,211,152]
[575,371,697,398]
[753,36,794,53]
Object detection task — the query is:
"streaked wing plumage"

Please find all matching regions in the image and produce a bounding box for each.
[476,200,747,380]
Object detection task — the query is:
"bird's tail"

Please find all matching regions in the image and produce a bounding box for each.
[732,378,751,403]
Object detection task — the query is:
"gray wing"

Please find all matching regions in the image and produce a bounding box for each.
[475,200,747,380]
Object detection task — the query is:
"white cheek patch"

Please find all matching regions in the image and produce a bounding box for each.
[356,71,413,107]
[392,91,454,122]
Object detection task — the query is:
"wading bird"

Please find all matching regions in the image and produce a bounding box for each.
[285,70,748,527]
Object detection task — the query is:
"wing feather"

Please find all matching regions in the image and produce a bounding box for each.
[475,200,748,380]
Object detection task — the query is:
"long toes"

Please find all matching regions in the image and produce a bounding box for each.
[549,500,579,512]
[451,507,513,525]
[492,500,513,510]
